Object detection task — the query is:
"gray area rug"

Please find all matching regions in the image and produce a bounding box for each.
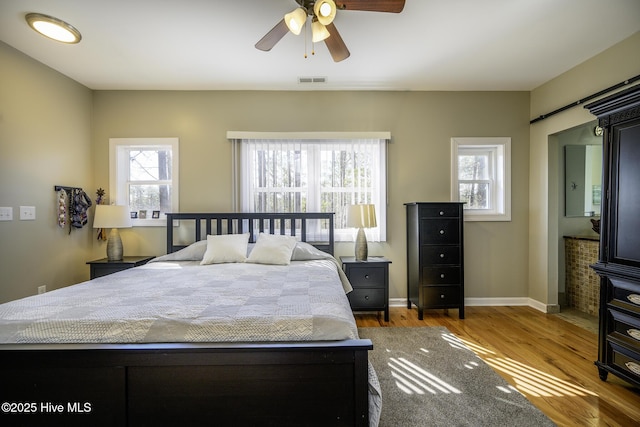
[359,327,556,427]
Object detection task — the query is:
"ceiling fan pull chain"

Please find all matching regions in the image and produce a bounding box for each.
[304,15,307,58]
[310,18,316,56]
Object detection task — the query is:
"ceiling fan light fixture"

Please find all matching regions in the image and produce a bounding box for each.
[314,0,336,26]
[284,7,307,35]
[25,13,81,44]
[311,19,330,43]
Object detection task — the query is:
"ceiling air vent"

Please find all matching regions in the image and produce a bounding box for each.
[298,76,327,84]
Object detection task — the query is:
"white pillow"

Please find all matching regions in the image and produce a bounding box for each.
[200,233,250,265]
[150,240,207,262]
[291,241,329,261]
[246,233,297,265]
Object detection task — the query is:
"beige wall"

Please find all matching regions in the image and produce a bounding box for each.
[528,31,640,307]
[0,42,93,303]
[93,90,531,302]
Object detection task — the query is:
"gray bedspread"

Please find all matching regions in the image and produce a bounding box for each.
[0,260,358,344]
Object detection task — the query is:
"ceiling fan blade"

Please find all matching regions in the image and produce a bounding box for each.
[335,0,405,13]
[255,19,289,51]
[324,22,350,62]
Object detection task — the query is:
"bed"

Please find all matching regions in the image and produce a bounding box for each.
[0,212,379,427]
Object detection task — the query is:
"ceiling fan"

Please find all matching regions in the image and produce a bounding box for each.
[255,0,406,62]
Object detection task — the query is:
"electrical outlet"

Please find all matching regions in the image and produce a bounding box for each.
[0,207,12,221]
[20,206,36,220]
[38,285,46,294]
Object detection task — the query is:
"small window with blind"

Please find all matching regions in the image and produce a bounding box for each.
[109,137,179,226]
[451,137,511,221]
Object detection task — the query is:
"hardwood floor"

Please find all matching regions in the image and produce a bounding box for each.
[355,306,640,426]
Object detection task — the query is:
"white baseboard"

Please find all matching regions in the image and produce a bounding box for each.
[389,297,560,314]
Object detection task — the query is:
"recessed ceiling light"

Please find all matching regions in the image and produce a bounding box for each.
[25,13,82,44]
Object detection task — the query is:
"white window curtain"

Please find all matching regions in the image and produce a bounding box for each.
[230,134,388,242]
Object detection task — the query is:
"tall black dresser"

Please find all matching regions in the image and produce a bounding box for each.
[405,202,465,320]
[586,85,640,388]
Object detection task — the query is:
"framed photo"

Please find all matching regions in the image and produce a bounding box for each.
[592,185,601,205]
[152,210,160,219]
[138,210,147,219]
[130,211,138,219]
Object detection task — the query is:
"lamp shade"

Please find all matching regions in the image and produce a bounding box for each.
[314,0,336,26]
[284,7,307,35]
[93,205,132,229]
[347,204,377,229]
[311,19,330,43]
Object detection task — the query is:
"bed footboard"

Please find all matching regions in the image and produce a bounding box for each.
[0,340,372,427]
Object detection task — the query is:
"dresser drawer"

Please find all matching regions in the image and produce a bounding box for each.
[610,277,640,313]
[422,267,461,285]
[419,205,460,218]
[420,219,460,244]
[422,286,460,308]
[348,288,386,309]
[609,309,640,347]
[422,246,461,265]
[609,341,640,383]
[347,266,386,288]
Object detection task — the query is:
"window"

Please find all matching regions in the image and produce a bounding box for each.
[109,138,179,226]
[451,137,511,221]
[230,133,388,242]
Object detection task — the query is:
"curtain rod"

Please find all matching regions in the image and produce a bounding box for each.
[529,74,640,124]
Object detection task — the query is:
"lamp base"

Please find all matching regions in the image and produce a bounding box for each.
[106,228,124,261]
[354,227,368,261]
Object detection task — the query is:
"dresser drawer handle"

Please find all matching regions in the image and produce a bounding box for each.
[439,253,445,258]
[625,361,640,376]
[364,274,370,279]
[440,274,445,279]
[439,229,445,235]
[628,329,640,341]
[439,211,445,216]
[364,295,369,300]
[440,294,445,299]
[628,294,640,305]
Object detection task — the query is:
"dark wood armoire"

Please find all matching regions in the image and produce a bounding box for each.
[586,85,640,387]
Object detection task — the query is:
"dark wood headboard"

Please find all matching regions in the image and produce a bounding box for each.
[165,212,334,255]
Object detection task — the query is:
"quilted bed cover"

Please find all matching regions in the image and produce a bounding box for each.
[0,259,361,344]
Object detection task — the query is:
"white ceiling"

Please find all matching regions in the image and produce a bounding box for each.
[1,0,639,91]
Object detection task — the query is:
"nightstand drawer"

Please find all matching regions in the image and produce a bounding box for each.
[348,288,386,309]
[422,286,460,308]
[87,256,154,280]
[347,266,386,288]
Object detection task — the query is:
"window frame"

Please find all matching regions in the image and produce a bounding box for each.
[109,137,179,227]
[229,132,389,242]
[451,137,511,222]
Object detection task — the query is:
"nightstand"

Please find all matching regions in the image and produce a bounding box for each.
[87,256,155,279]
[341,256,391,322]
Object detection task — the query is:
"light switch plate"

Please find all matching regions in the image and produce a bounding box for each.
[0,207,12,221]
[20,206,36,220]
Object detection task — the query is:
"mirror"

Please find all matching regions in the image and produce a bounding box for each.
[565,144,602,217]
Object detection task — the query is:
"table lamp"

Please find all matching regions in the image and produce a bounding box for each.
[93,205,132,261]
[347,204,377,261]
